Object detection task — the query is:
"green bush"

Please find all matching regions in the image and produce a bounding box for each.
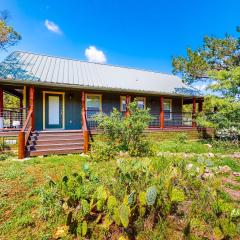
[92,100,154,160]
[175,132,187,143]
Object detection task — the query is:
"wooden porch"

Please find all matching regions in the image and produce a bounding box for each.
[0,85,203,159]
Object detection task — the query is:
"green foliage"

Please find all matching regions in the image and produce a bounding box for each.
[172,30,240,134]
[91,100,154,160]
[0,11,21,51]
[176,132,187,143]
[170,188,185,202]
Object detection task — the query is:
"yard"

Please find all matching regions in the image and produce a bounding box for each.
[0,139,239,240]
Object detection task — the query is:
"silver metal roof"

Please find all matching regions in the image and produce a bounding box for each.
[0,51,201,96]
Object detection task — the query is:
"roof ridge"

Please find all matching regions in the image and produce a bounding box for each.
[12,50,179,78]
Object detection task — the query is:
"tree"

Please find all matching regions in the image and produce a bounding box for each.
[172,30,240,137]
[0,10,21,51]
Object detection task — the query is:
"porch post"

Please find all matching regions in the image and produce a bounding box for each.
[198,100,203,112]
[125,95,131,117]
[160,96,164,128]
[81,91,89,153]
[29,86,35,130]
[192,96,196,128]
[20,97,23,127]
[0,87,3,129]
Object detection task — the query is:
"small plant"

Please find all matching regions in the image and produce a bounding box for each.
[176,132,187,143]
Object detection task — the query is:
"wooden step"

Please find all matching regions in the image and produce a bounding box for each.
[31,142,83,151]
[29,147,84,157]
[30,138,84,145]
[31,134,83,140]
[32,130,83,134]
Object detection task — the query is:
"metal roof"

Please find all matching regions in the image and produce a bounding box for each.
[0,51,201,97]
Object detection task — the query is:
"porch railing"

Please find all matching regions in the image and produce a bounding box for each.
[86,110,194,129]
[0,108,28,130]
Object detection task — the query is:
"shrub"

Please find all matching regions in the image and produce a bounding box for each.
[176,132,187,143]
[91,100,154,160]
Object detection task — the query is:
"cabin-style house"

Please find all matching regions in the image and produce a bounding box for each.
[0,51,205,159]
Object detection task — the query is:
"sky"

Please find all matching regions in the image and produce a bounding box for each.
[1,0,240,90]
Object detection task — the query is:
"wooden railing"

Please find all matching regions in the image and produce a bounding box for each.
[18,109,33,159]
[82,109,89,153]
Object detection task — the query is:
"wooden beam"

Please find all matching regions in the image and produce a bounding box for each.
[125,95,131,117]
[29,86,35,130]
[160,96,164,128]
[81,91,89,153]
[18,131,25,159]
[192,96,196,128]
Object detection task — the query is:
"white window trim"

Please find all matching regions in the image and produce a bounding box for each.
[164,99,172,120]
[85,93,102,111]
[135,97,146,109]
[120,96,127,112]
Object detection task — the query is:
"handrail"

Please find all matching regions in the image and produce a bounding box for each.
[82,110,89,153]
[18,109,33,159]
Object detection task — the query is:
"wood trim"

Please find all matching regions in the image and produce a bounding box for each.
[29,86,35,130]
[43,91,65,130]
[85,93,102,111]
[164,98,172,120]
[0,87,3,117]
[160,96,164,128]
[120,96,126,112]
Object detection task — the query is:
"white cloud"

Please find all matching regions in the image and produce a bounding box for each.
[44,19,62,34]
[85,46,107,63]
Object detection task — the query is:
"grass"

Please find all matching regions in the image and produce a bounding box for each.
[156,139,239,154]
[0,140,239,239]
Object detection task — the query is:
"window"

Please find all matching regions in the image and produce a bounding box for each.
[120,96,127,112]
[86,94,102,112]
[164,99,172,120]
[136,97,146,109]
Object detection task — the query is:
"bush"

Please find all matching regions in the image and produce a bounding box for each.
[176,132,187,143]
[91,101,154,160]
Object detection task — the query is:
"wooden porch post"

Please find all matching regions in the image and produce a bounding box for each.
[160,96,164,129]
[82,91,89,153]
[192,96,196,128]
[198,100,203,112]
[125,95,131,117]
[20,97,23,127]
[18,131,25,159]
[29,86,35,130]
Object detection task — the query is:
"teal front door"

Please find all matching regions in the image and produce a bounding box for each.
[45,93,63,129]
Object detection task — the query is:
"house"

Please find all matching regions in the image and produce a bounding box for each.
[0,51,206,159]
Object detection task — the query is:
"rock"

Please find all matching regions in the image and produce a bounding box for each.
[233,172,240,177]
[218,165,232,174]
[186,163,193,170]
[208,153,215,158]
[205,144,213,148]
[233,153,240,159]
[201,172,214,180]
[204,167,211,173]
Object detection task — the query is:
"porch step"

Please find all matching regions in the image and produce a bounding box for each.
[29,147,84,157]
[27,130,85,157]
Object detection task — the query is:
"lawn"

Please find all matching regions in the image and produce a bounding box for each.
[0,140,239,240]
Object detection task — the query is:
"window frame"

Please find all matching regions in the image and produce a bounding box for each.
[120,96,127,112]
[164,98,172,120]
[85,93,102,111]
[135,97,146,110]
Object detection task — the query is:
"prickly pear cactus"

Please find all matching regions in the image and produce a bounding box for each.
[119,204,130,228]
[139,191,147,206]
[107,195,117,213]
[81,220,88,236]
[146,186,157,206]
[81,199,90,216]
[128,191,136,206]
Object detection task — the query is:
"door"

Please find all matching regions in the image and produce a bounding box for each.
[45,93,63,129]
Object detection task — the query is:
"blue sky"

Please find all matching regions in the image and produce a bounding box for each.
[1,0,240,79]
